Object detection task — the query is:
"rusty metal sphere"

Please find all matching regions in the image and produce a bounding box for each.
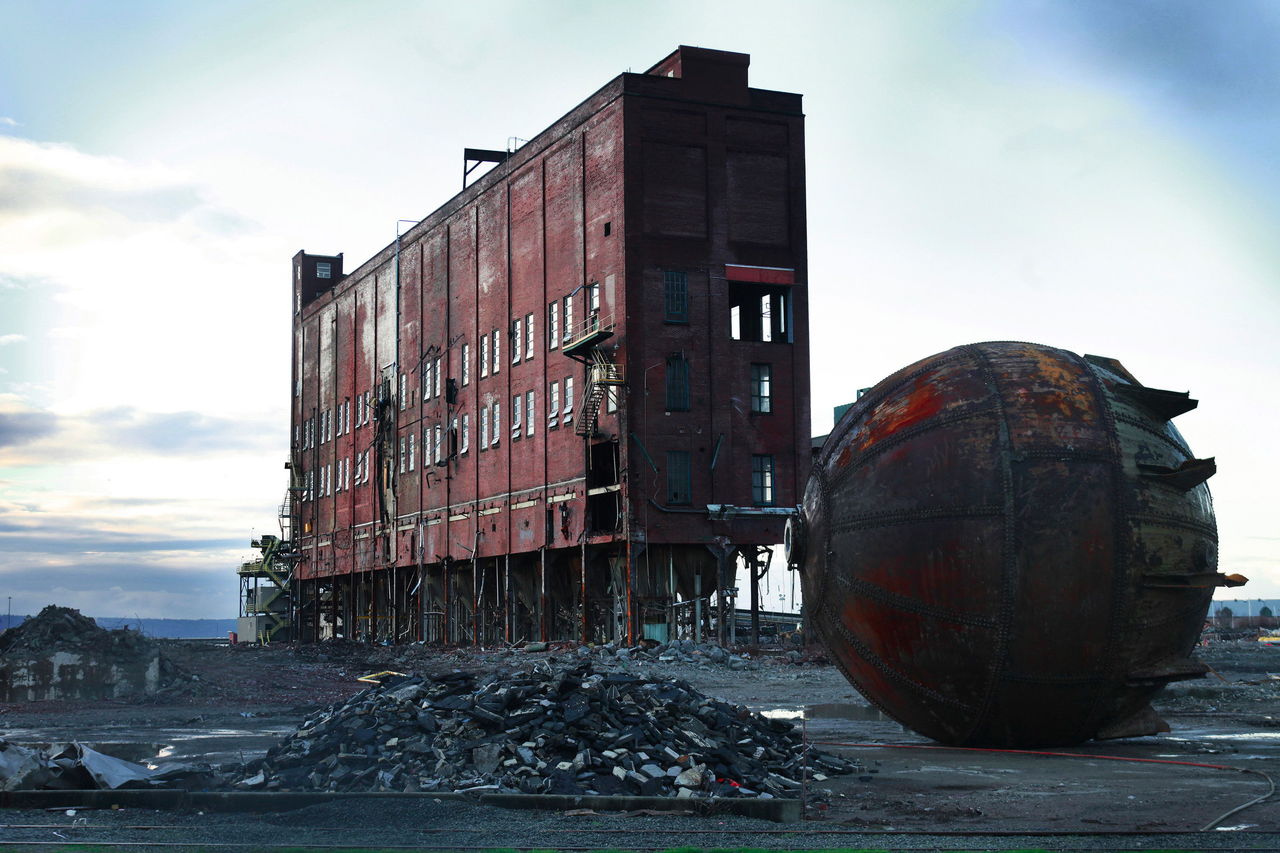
[796,341,1230,747]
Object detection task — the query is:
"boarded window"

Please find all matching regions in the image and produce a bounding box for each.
[666,451,692,505]
[665,354,690,412]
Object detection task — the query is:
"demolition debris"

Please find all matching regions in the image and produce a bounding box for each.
[0,606,169,702]
[232,663,858,797]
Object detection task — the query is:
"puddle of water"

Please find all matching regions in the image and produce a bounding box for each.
[759,702,895,722]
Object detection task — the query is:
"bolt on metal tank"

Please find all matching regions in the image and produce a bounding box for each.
[788,341,1245,747]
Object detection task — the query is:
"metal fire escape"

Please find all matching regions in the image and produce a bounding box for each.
[563,309,622,437]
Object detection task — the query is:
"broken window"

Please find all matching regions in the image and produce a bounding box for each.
[512,318,522,364]
[548,381,560,429]
[512,393,522,439]
[729,282,790,342]
[752,454,775,505]
[461,413,471,454]
[665,354,690,412]
[666,450,691,505]
[751,363,772,413]
[664,270,688,323]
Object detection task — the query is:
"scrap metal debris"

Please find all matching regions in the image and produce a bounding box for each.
[231,663,858,797]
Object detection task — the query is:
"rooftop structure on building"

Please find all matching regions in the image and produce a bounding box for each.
[276,46,809,645]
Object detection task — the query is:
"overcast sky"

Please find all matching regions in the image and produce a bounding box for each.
[0,0,1276,619]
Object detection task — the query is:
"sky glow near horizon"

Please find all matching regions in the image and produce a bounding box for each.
[0,0,1276,619]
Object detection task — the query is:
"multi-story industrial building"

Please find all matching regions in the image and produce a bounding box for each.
[285,46,809,645]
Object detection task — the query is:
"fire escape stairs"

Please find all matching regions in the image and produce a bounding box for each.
[575,348,623,437]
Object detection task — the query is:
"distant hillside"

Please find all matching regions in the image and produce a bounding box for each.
[0,614,236,639]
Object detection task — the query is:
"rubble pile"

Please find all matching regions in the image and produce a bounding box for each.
[0,605,154,657]
[235,663,857,797]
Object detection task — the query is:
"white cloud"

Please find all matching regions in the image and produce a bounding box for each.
[0,333,25,345]
[0,117,18,128]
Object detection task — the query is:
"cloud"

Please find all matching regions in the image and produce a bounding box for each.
[0,117,17,128]
[0,333,26,346]
[0,399,278,465]
[0,136,203,223]
[0,409,58,448]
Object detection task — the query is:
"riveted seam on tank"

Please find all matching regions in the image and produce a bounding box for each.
[823,404,1002,493]
[828,504,1003,533]
[818,595,972,710]
[1074,350,1133,745]
[954,342,1019,745]
[1112,414,1194,458]
[1126,512,1219,541]
[830,573,999,630]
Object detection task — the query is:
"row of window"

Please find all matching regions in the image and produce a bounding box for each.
[301,450,371,500]
[665,452,776,507]
[662,358,773,414]
[305,448,776,507]
[301,359,771,451]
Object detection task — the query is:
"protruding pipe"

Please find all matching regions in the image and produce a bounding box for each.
[1117,384,1198,420]
[1138,457,1216,492]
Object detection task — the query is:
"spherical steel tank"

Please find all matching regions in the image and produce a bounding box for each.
[792,342,1235,747]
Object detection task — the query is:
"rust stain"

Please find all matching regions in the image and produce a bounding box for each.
[858,377,943,451]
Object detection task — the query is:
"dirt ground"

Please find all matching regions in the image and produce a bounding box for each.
[1,637,1276,850]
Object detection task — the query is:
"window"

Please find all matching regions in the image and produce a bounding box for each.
[512,393,522,439]
[341,400,350,434]
[461,413,471,453]
[408,432,416,471]
[480,406,489,450]
[434,424,443,464]
[491,401,500,445]
[548,301,559,350]
[750,364,773,414]
[512,319,522,364]
[492,329,500,374]
[729,283,790,343]
[525,313,534,360]
[563,376,574,414]
[316,262,331,279]
[665,354,690,411]
[525,391,535,437]
[606,386,618,414]
[399,436,407,473]
[563,294,574,342]
[479,336,489,378]
[448,418,458,459]
[666,451,691,505]
[399,374,409,410]
[433,357,442,398]
[422,361,433,400]
[588,282,600,315]
[364,390,373,424]
[752,454,776,505]
[548,381,560,428]
[664,271,688,323]
[461,344,471,385]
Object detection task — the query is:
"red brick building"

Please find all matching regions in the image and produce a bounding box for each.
[287,46,809,644]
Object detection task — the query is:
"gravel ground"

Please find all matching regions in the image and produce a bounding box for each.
[0,637,1276,850]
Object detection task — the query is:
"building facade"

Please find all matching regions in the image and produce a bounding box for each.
[287,46,809,645]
